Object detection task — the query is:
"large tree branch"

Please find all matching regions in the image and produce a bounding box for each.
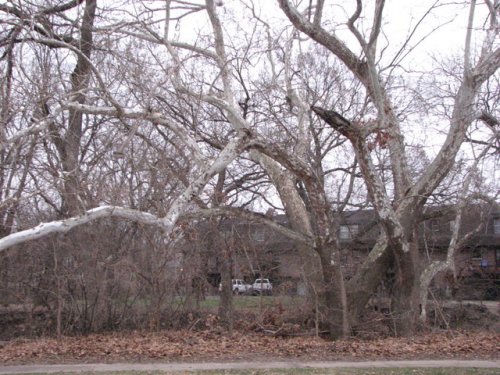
[313,0,325,27]
[0,2,80,46]
[0,131,251,253]
[159,130,252,228]
[279,0,411,200]
[312,106,409,253]
[478,110,499,127]
[347,0,366,50]
[409,3,499,203]
[248,137,314,182]
[204,0,250,134]
[419,146,495,321]
[0,106,65,151]
[28,35,122,112]
[474,47,500,85]
[0,206,161,253]
[64,102,205,169]
[41,0,85,15]
[277,0,369,82]
[367,0,385,55]
[182,207,314,247]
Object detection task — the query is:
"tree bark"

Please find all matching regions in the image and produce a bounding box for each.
[346,236,390,327]
[390,236,420,335]
[62,0,97,216]
[316,243,349,338]
[281,0,499,337]
[218,230,234,333]
[249,151,323,303]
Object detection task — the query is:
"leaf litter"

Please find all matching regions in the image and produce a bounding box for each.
[0,330,498,364]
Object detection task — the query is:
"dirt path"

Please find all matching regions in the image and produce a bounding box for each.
[0,360,499,374]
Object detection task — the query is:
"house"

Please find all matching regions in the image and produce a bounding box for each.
[181,205,499,298]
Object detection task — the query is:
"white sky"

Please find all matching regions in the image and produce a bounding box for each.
[168,0,488,71]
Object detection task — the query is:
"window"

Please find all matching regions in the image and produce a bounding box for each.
[339,224,359,240]
[472,247,482,259]
[62,255,75,268]
[429,219,440,233]
[252,228,265,242]
[493,218,500,236]
[339,226,349,239]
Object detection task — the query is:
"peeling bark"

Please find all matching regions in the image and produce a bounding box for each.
[0,206,160,253]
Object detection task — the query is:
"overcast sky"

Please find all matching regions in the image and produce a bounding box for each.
[164,0,488,72]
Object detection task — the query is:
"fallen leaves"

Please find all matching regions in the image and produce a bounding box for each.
[0,330,498,364]
[330,331,499,359]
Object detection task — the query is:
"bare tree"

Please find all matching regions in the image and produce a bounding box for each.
[279,0,499,334]
[1,0,497,339]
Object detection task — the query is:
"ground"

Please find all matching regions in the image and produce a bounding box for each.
[1,361,500,375]
[0,329,498,365]
[0,299,498,368]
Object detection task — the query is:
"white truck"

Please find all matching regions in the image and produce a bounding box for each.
[251,278,273,295]
[219,279,252,294]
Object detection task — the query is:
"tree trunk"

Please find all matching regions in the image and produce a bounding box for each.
[346,236,391,327]
[316,244,348,338]
[218,241,233,333]
[295,242,323,305]
[419,261,450,323]
[53,246,63,338]
[249,151,323,302]
[390,238,420,336]
[62,0,97,216]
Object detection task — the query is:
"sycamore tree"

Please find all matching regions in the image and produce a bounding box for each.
[278,0,499,335]
[148,0,498,336]
[0,0,251,251]
[0,0,498,338]
[0,0,255,331]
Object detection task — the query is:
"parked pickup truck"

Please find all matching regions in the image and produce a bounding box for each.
[219,279,252,295]
[251,278,273,295]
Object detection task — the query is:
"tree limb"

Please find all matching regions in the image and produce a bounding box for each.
[0,206,161,253]
[182,207,315,247]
